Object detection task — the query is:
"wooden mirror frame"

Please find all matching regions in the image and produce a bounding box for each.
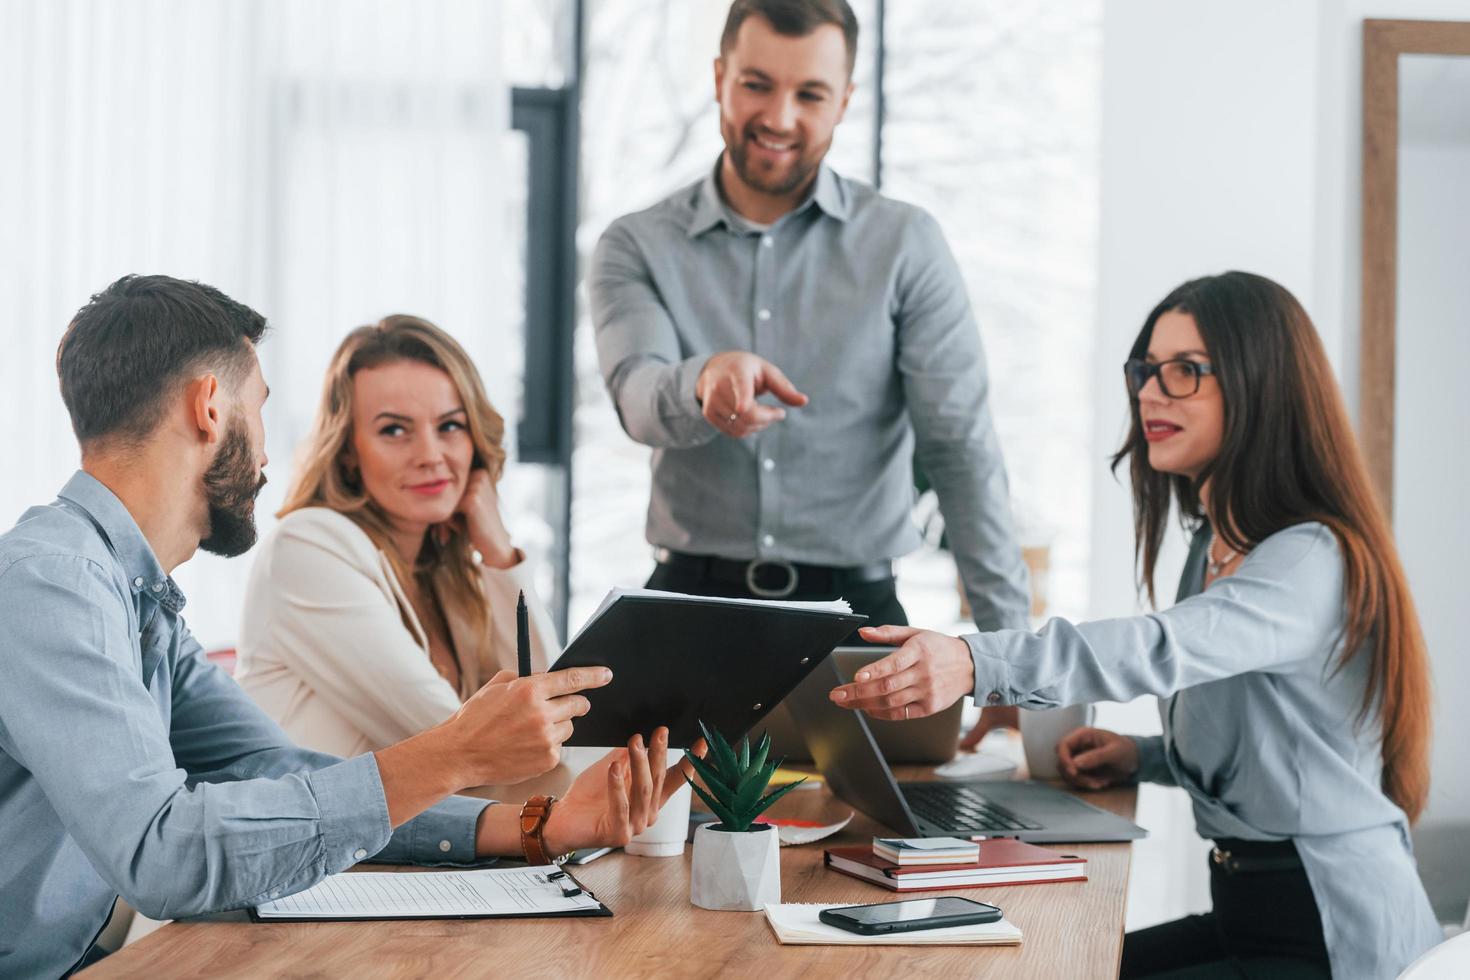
[1361,19,1470,514]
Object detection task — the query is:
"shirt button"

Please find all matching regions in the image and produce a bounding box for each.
[762,458,775,472]
[151,582,164,592]
[762,534,775,548]
[270,889,281,899]
[761,236,774,249]
[757,308,771,321]
[353,847,367,861]
[985,691,1003,705]
[133,577,144,587]
[439,840,452,853]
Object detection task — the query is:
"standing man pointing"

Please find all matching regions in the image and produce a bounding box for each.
[590,0,1029,731]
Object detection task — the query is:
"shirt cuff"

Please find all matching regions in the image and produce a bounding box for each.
[305,753,394,871]
[676,353,714,422]
[372,794,496,867]
[963,633,1015,708]
[1131,735,1174,785]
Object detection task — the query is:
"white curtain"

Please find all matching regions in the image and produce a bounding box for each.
[0,0,511,649]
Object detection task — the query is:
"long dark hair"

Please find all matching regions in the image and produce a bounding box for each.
[1111,271,1432,822]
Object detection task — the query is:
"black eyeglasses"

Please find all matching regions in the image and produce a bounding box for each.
[1124,358,1215,399]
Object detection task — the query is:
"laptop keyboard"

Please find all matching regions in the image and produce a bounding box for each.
[901,783,1044,833]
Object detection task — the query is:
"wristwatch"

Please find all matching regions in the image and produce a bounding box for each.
[519,795,559,866]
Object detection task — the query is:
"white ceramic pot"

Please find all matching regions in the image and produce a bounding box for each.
[1020,704,1096,780]
[689,823,780,911]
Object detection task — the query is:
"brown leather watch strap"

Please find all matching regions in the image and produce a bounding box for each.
[519,795,558,866]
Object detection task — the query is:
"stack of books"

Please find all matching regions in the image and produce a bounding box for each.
[825,836,1087,892]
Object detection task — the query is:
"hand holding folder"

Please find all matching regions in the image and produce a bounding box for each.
[552,588,866,747]
[420,591,707,855]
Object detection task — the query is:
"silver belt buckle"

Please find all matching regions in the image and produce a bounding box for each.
[745,559,798,599]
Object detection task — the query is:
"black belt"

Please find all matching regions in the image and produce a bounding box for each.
[653,548,893,599]
[1210,838,1304,875]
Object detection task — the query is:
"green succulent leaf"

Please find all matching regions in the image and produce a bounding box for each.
[747,778,807,820]
[685,750,736,802]
[702,721,740,781]
[692,720,800,830]
[686,775,739,829]
[749,732,771,775]
[735,759,768,797]
[733,772,768,818]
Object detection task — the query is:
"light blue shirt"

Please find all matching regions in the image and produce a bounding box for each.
[0,472,492,978]
[966,522,1441,980]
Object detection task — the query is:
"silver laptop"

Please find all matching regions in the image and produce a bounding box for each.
[783,656,1147,844]
[764,647,964,765]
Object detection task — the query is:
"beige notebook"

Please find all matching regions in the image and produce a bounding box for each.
[763,903,1023,946]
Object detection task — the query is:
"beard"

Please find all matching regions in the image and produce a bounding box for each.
[721,116,829,198]
[199,415,267,558]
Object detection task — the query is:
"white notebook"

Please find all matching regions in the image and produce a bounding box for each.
[252,867,606,921]
[763,903,1023,946]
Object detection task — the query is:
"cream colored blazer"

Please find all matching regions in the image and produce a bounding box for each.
[236,507,558,760]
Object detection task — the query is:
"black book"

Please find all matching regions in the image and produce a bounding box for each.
[552,589,866,747]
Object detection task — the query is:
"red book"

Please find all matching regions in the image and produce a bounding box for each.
[824,839,1088,891]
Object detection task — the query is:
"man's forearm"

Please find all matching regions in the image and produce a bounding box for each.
[374,728,463,828]
[473,802,523,858]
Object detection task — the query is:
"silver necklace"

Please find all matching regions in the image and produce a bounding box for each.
[1207,529,1239,577]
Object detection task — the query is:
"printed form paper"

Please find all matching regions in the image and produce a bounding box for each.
[254,867,601,919]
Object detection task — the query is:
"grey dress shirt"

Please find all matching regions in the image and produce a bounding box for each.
[590,162,1030,630]
[965,522,1442,980]
[0,472,491,979]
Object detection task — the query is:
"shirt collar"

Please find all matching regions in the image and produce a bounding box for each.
[686,158,850,238]
[58,470,186,612]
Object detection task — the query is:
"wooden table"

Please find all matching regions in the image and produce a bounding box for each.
[83,776,1136,979]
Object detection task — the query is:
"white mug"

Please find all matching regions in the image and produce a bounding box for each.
[1019,704,1095,781]
[624,748,692,857]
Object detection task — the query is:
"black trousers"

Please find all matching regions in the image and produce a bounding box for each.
[644,562,907,647]
[1121,843,1331,979]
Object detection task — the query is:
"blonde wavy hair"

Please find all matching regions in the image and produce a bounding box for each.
[280,315,508,693]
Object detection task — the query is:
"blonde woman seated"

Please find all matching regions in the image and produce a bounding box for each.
[237,315,570,792]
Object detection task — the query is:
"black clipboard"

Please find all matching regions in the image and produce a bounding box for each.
[552,592,866,747]
[248,867,611,922]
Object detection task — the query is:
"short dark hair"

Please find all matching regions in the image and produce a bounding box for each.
[720,0,859,75]
[57,274,268,446]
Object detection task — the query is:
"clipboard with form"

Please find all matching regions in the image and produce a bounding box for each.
[250,866,610,922]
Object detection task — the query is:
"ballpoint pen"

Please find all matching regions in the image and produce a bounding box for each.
[516,589,531,677]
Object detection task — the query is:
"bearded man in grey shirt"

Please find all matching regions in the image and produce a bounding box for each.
[590,0,1030,736]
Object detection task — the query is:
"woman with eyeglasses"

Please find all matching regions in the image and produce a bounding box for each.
[827,272,1438,979]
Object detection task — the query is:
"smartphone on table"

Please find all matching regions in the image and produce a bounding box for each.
[819,896,1003,936]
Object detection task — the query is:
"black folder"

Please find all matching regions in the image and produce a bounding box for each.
[551,591,866,747]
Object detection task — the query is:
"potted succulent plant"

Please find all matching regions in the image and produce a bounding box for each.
[684,722,804,911]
